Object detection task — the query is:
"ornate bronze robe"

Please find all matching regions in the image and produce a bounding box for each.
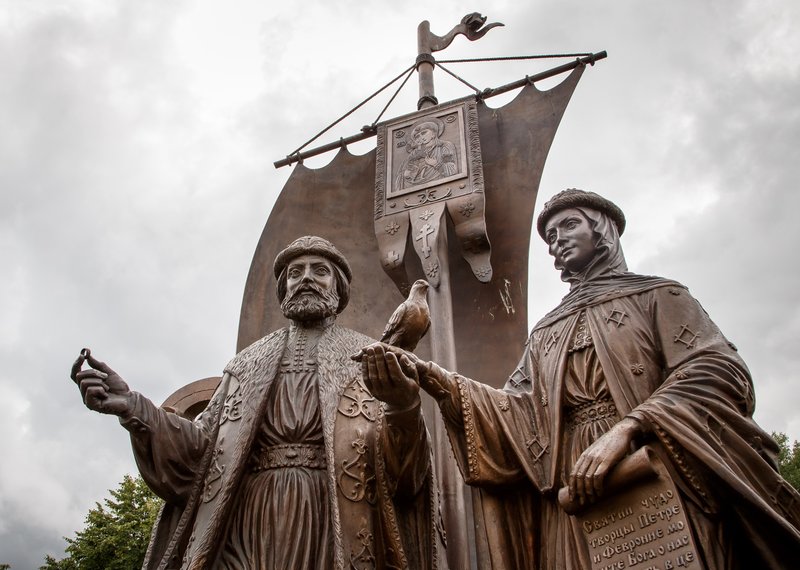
[122,323,444,569]
[437,275,800,568]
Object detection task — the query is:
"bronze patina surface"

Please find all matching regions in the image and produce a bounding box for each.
[360,190,800,569]
[72,237,445,569]
[237,67,585,570]
[559,447,703,570]
[238,68,584,390]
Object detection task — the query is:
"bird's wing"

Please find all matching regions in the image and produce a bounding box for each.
[421,310,431,338]
[380,302,407,342]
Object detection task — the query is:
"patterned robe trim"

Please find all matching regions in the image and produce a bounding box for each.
[652,423,713,510]
[143,324,440,570]
[317,324,374,570]
[376,400,443,570]
[220,324,372,570]
[373,403,408,569]
[453,374,479,483]
[430,465,447,558]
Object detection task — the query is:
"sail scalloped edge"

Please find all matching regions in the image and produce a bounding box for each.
[289,143,374,174]
[239,58,588,375]
[480,63,586,111]
[236,146,385,352]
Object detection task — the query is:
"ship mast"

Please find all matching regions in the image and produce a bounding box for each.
[415,14,503,570]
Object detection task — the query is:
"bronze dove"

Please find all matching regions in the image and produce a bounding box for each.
[380,279,431,351]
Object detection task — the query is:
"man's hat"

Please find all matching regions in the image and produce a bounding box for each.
[536,189,626,239]
[273,236,353,282]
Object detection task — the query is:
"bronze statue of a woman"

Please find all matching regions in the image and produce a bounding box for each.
[360,189,800,568]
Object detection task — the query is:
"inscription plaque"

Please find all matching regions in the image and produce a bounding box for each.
[558,446,704,570]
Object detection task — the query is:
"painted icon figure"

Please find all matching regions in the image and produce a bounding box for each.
[395,118,458,191]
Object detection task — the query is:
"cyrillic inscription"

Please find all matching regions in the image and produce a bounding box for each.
[560,446,704,570]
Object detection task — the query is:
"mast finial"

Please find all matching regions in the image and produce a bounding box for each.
[416,13,504,109]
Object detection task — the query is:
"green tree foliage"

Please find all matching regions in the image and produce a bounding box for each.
[41,475,162,570]
[774,432,800,492]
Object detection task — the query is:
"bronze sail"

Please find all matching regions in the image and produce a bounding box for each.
[236,65,587,569]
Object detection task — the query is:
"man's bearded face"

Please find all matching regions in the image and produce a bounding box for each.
[280,254,340,322]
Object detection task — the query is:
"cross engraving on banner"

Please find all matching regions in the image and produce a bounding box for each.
[415,223,435,258]
[385,250,400,267]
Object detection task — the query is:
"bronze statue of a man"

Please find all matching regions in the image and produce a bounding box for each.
[361,190,800,568]
[71,235,445,570]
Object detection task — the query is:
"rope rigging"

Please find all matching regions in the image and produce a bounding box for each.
[276,52,604,169]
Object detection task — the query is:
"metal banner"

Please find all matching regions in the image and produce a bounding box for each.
[374,101,491,290]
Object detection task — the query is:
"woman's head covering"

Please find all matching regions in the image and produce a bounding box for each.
[537,189,628,287]
[537,188,625,239]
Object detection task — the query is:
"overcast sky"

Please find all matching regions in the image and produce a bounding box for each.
[2,0,799,567]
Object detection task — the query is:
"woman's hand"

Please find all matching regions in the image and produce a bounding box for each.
[569,417,642,506]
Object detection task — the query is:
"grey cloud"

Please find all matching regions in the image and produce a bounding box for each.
[3,1,800,568]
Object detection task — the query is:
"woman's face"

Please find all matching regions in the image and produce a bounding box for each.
[412,125,436,145]
[544,208,598,273]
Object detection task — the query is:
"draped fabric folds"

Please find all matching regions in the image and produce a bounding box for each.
[125,323,444,570]
[438,275,800,569]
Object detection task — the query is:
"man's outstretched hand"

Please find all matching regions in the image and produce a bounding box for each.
[70,349,134,416]
[360,343,420,411]
[354,342,457,404]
